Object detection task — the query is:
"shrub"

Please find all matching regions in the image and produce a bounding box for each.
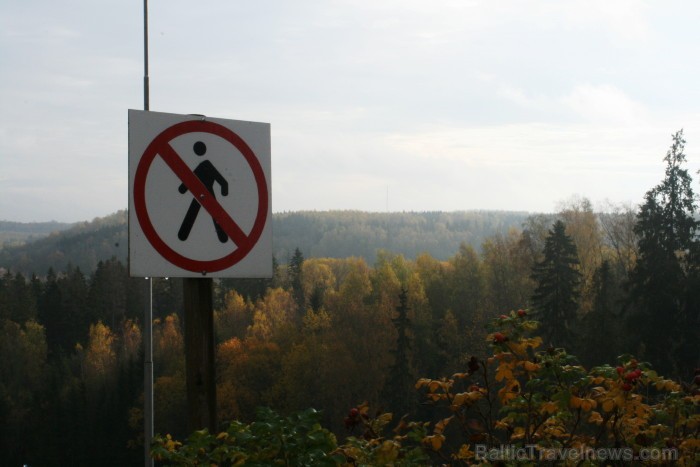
[152,310,699,466]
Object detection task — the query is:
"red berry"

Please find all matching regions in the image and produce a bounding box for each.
[493,332,507,343]
[616,366,625,376]
[349,407,359,418]
[622,383,633,391]
[499,314,508,320]
[517,309,527,318]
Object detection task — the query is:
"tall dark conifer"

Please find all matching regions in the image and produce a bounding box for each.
[531,220,581,348]
[382,288,415,416]
[580,260,621,366]
[288,248,305,313]
[629,130,699,375]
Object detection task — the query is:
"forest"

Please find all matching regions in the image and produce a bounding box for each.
[0,210,530,276]
[0,131,699,465]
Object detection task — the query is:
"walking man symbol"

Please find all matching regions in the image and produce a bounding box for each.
[177,141,229,243]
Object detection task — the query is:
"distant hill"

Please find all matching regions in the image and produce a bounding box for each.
[0,211,128,275]
[0,220,75,247]
[0,209,530,276]
[272,210,530,263]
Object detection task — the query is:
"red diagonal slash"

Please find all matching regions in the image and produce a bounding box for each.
[158,142,250,248]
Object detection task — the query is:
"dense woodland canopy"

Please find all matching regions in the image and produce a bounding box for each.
[0,210,529,276]
[0,132,699,465]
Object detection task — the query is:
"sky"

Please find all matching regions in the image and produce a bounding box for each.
[2,0,700,223]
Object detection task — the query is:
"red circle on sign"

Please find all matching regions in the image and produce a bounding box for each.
[133,119,268,273]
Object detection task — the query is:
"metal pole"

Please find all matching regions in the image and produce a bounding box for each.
[143,1,153,466]
[144,0,150,112]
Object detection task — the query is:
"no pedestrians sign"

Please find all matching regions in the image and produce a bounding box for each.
[128,110,272,278]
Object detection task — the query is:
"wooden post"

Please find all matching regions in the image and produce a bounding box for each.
[183,277,217,433]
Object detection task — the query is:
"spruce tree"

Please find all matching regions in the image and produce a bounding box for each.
[382,288,415,416]
[288,248,305,313]
[531,220,581,348]
[581,260,621,366]
[629,130,699,375]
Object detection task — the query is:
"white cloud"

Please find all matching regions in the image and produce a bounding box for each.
[561,84,650,125]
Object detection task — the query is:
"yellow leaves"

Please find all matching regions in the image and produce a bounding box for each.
[523,336,543,349]
[498,379,520,404]
[416,378,450,393]
[601,398,616,413]
[429,380,445,392]
[540,401,559,415]
[423,434,445,451]
[454,444,475,460]
[421,416,452,452]
[588,411,604,425]
[521,361,540,373]
[434,416,453,435]
[541,418,568,439]
[511,426,525,441]
[376,440,400,463]
[414,378,431,390]
[503,336,541,356]
[506,340,526,355]
[679,437,700,450]
[495,361,514,382]
[416,378,453,404]
[655,379,681,392]
[569,395,582,409]
[452,390,483,409]
[570,396,597,411]
[163,434,182,452]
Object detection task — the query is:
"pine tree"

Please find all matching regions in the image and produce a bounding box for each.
[381,288,415,416]
[629,130,699,375]
[580,260,621,366]
[531,220,581,348]
[288,248,305,313]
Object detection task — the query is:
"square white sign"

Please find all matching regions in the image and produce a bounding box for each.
[128,109,272,278]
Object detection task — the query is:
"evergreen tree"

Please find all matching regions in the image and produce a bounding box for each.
[88,257,127,329]
[288,248,305,313]
[381,288,415,416]
[580,260,622,366]
[531,220,581,348]
[629,130,699,375]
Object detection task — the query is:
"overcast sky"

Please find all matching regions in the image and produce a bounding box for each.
[2,0,700,223]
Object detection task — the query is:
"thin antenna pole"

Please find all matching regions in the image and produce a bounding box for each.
[143,2,153,467]
[143,0,150,111]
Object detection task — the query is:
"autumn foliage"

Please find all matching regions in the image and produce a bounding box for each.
[153,311,700,465]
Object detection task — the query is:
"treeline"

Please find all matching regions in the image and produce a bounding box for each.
[272,210,530,262]
[0,211,127,275]
[0,219,73,248]
[0,210,530,276]
[1,132,699,465]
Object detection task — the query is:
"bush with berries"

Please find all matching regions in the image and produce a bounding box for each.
[152,310,699,466]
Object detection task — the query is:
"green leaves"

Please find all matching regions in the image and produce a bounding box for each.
[152,407,340,466]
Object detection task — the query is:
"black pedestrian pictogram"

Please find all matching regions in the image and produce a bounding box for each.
[178,141,229,243]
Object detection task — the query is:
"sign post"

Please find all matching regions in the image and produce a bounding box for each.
[183,278,217,433]
[129,109,272,436]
